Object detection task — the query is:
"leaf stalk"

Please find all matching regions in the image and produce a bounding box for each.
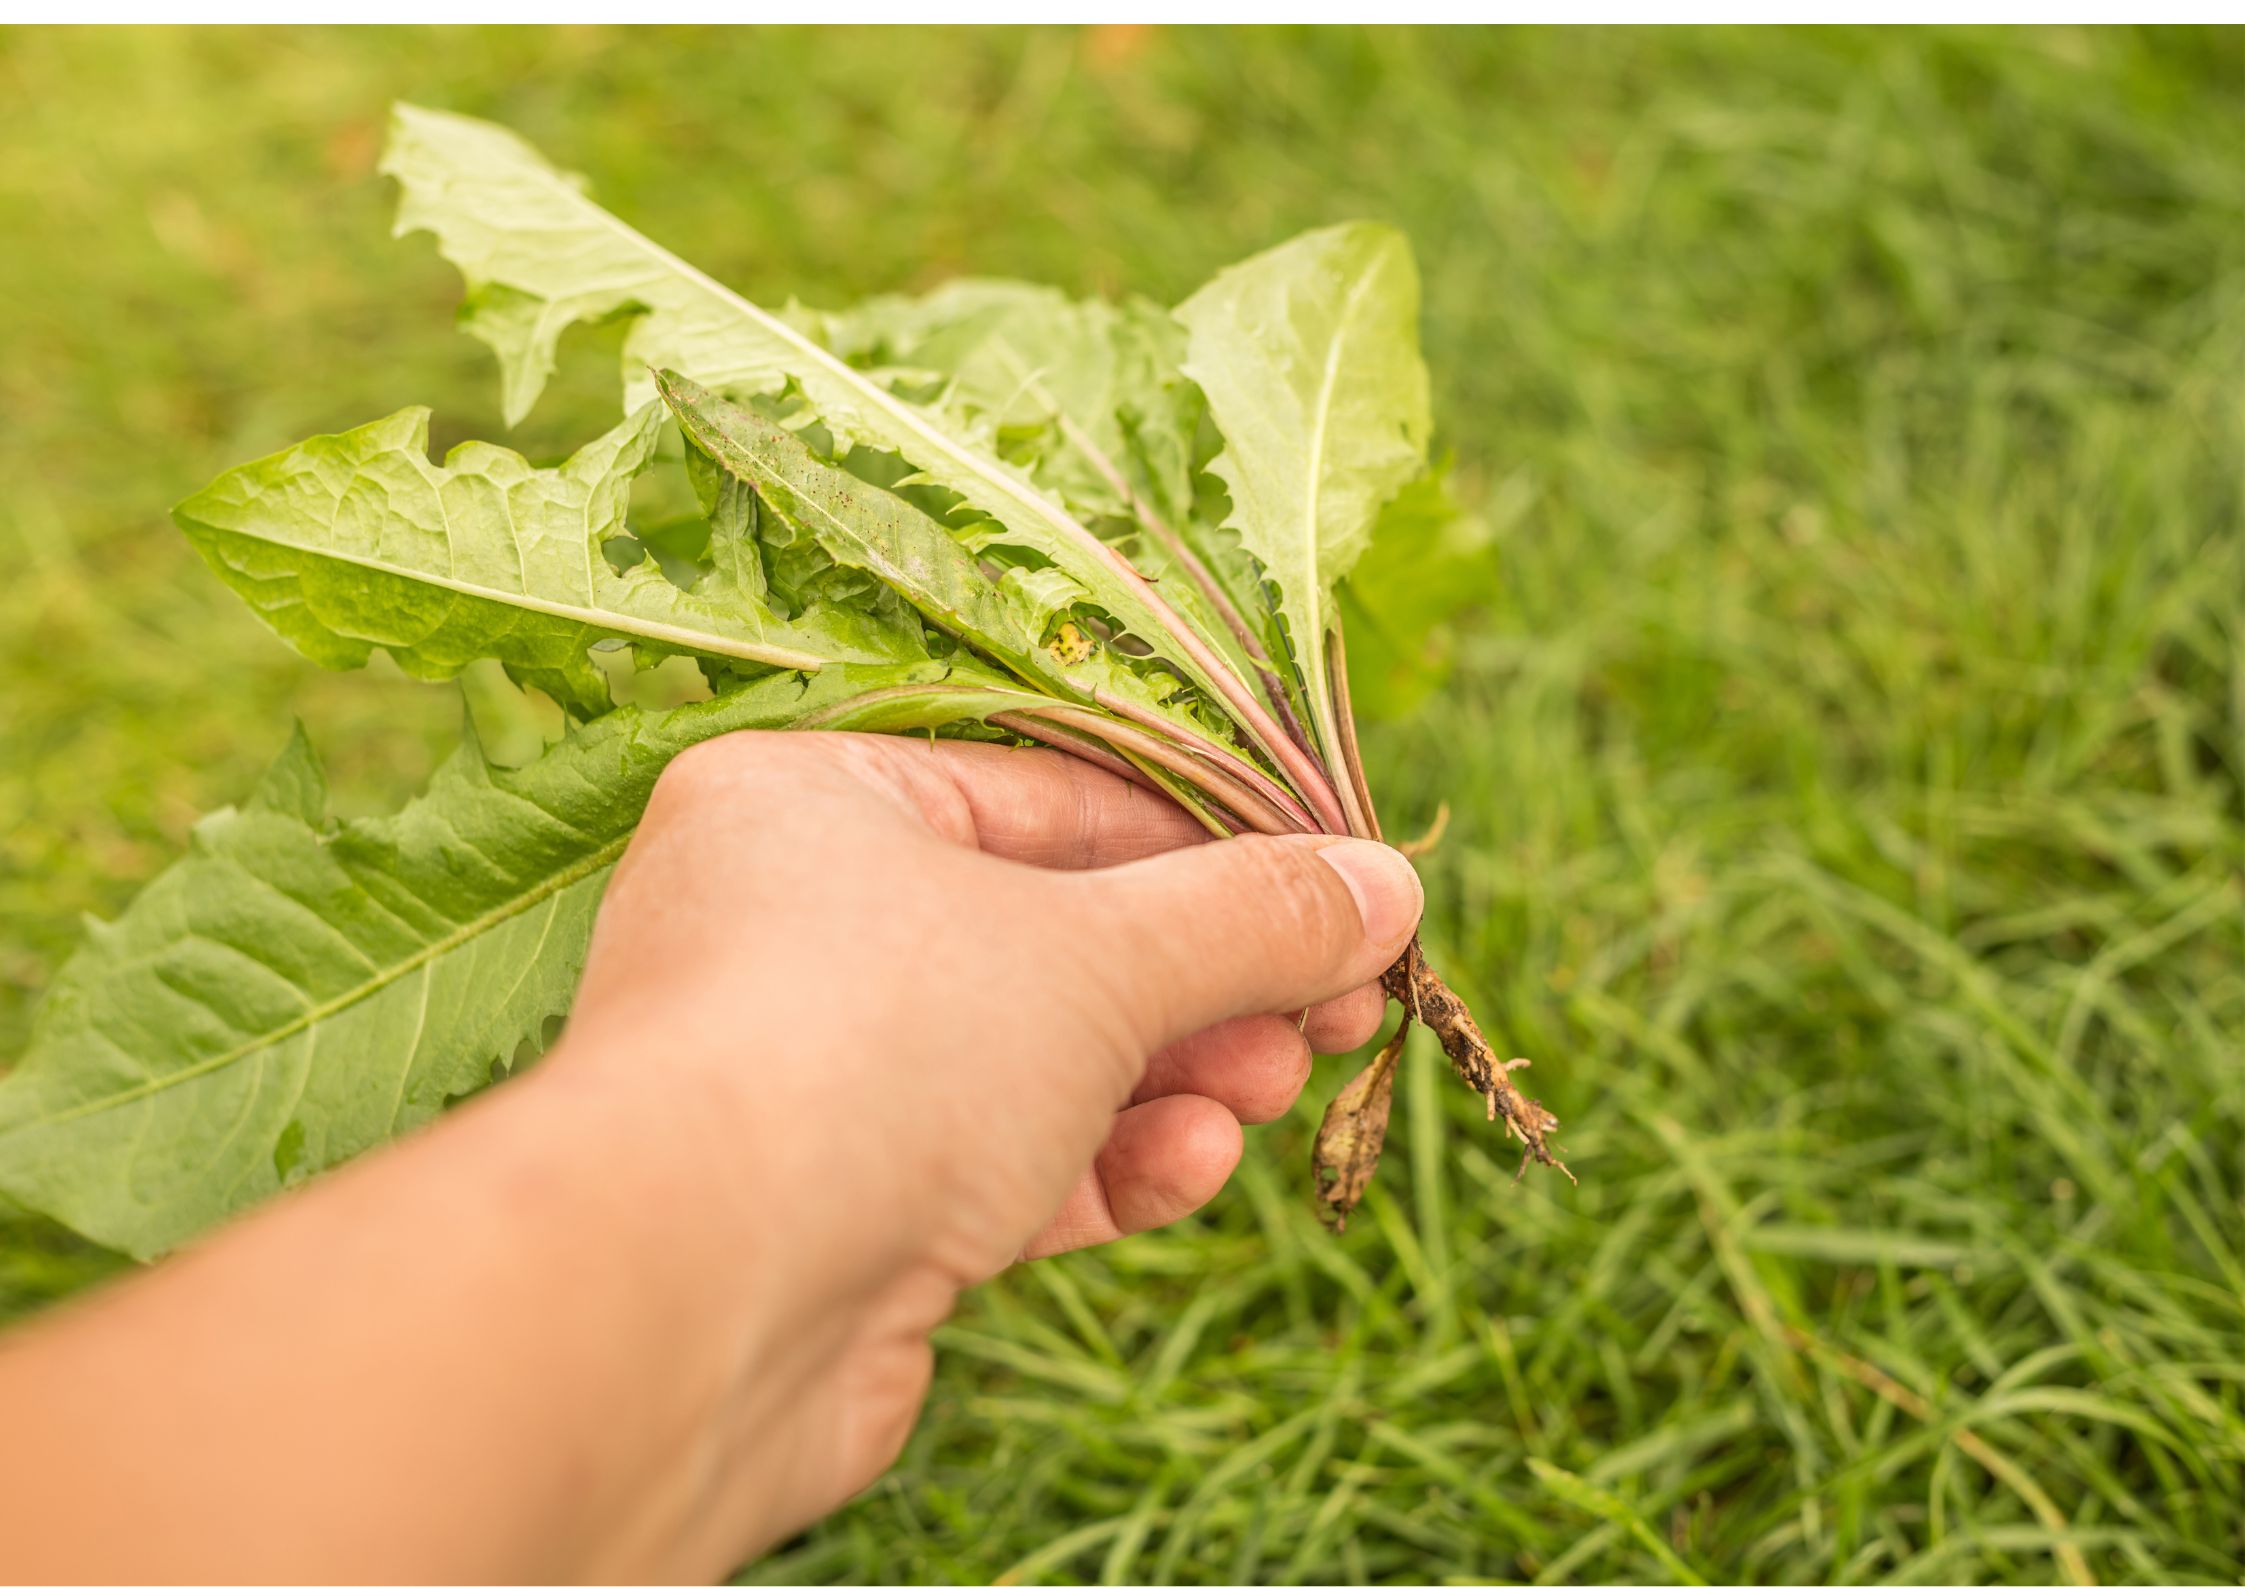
[1054,413,1346,832]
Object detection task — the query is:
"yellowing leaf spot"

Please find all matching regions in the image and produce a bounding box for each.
[1043,620,1094,666]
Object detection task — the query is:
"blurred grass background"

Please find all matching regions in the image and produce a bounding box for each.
[3,24,2241,1585]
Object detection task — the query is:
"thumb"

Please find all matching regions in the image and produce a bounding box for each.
[1063,835,1424,1053]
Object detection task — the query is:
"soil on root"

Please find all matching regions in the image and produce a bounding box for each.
[1314,935,1570,1232]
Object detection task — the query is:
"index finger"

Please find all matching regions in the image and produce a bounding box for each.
[850,735,1215,869]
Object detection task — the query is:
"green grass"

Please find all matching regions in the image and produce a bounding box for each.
[4,25,2241,1584]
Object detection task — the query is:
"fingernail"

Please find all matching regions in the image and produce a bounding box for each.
[1317,840,1423,951]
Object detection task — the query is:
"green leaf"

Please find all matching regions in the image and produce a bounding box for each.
[825,280,1281,691]
[662,371,1058,679]
[0,662,1021,1260]
[174,403,920,717]
[1176,222,1433,759]
[828,280,1196,524]
[661,373,1223,732]
[382,103,766,430]
[381,104,1243,721]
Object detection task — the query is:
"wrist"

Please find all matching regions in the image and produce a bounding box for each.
[495,1043,809,1572]
[524,1016,909,1566]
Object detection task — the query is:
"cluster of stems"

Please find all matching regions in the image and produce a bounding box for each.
[974,426,1568,1224]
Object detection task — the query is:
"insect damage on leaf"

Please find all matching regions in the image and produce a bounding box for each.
[0,105,1569,1261]
[1043,620,1095,666]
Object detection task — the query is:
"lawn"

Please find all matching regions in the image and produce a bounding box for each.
[2,25,2240,1584]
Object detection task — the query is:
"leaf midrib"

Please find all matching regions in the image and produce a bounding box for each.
[445,122,1248,726]
[5,835,628,1135]
[193,524,832,673]
[520,151,1124,593]
[1297,250,1388,752]
[505,142,1277,729]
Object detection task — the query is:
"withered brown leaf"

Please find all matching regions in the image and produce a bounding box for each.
[1312,1017,1412,1232]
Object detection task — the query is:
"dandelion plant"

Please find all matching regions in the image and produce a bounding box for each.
[0,105,1564,1261]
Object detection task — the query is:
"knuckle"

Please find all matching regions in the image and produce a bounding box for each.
[655,730,834,812]
[788,732,978,845]
[792,730,893,781]
[653,734,753,805]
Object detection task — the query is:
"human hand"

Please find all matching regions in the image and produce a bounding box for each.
[547,731,1424,1559]
[0,730,1425,1584]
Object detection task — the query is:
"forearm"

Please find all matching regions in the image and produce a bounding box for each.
[0,1055,800,1582]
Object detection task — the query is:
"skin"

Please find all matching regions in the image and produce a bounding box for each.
[0,732,1422,1583]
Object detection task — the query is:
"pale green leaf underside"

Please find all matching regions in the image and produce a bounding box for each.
[823,279,1277,692]
[381,103,1235,715]
[174,403,912,716]
[0,662,1022,1260]
[1176,222,1433,758]
[828,279,1194,523]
